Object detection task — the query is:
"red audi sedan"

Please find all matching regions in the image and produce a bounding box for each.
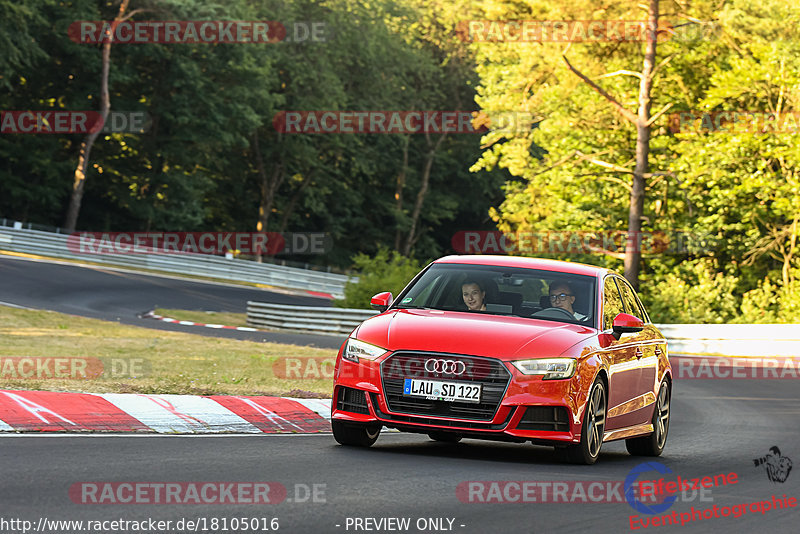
[331,255,671,464]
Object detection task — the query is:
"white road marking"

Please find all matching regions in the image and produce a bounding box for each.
[0,300,33,310]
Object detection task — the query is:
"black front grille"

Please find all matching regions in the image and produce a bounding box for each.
[336,386,370,415]
[516,406,570,432]
[380,352,511,421]
[371,394,516,430]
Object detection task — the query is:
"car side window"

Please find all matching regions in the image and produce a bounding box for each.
[603,277,624,330]
[633,292,651,323]
[625,281,650,323]
[616,278,644,321]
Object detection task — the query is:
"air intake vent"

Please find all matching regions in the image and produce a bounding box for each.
[336,386,370,415]
[516,406,570,431]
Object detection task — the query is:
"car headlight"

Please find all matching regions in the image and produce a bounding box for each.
[342,338,388,363]
[511,358,576,379]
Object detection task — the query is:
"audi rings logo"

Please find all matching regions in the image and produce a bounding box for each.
[425,359,467,375]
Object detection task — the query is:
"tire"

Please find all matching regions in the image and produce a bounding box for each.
[626,379,670,457]
[331,420,381,447]
[428,431,462,443]
[558,378,607,465]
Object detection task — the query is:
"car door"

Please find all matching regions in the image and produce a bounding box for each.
[601,276,641,431]
[615,277,659,426]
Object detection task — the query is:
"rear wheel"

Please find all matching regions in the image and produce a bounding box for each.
[557,378,606,465]
[331,420,381,447]
[626,379,670,456]
[428,431,462,443]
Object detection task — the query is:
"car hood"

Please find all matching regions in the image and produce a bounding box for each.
[353,308,594,360]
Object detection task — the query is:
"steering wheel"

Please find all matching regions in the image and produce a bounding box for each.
[531,307,576,320]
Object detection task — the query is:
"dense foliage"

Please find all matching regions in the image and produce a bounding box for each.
[463,0,800,322]
[0,0,506,266]
[335,248,422,309]
[1,0,798,321]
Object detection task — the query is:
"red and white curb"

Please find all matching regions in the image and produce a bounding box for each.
[0,390,331,433]
[139,311,258,332]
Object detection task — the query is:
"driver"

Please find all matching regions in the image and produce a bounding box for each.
[548,281,587,321]
[462,279,487,311]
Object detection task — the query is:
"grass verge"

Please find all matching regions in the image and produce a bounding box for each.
[0,306,336,397]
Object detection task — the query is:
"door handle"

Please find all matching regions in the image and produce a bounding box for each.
[635,347,643,358]
[654,346,662,356]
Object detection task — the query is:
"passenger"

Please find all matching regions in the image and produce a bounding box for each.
[461,279,487,311]
[548,281,587,321]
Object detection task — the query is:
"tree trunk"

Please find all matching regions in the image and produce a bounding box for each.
[64,0,130,232]
[783,216,797,287]
[403,133,446,255]
[252,132,283,262]
[277,173,313,234]
[624,0,659,290]
[393,135,410,251]
[562,0,662,290]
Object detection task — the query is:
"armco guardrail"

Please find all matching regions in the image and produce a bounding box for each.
[247,301,376,334]
[0,226,350,298]
[658,324,800,357]
[246,303,800,356]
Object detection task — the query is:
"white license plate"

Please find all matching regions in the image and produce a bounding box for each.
[403,378,481,403]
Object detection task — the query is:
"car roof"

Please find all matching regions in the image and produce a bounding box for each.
[434,255,609,277]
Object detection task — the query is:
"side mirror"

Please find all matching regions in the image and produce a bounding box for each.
[370,291,393,312]
[612,313,644,339]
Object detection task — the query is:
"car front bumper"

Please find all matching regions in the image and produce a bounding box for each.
[331,352,590,445]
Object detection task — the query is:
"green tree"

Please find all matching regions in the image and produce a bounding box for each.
[468,0,800,322]
[336,248,422,309]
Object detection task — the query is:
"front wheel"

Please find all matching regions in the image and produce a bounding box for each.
[626,379,670,456]
[331,420,381,447]
[558,378,606,465]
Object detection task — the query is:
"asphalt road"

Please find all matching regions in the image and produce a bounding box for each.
[0,254,346,349]
[1,378,798,534]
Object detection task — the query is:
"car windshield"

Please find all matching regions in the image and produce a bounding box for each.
[393,263,596,325]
